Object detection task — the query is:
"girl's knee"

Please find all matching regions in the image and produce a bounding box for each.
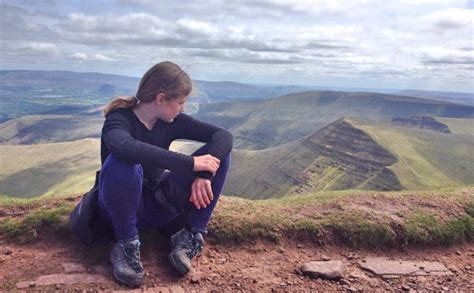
[219,152,232,171]
[102,154,143,178]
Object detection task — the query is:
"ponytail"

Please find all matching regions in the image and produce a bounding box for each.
[103,96,138,116]
[102,62,192,116]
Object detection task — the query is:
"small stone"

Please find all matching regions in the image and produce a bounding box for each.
[456,251,461,256]
[339,279,351,286]
[346,252,358,260]
[447,265,458,273]
[62,263,87,274]
[401,284,410,291]
[253,279,258,283]
[320,254,331,261]
[4,249,12,256]
[29,282,36,288]
[419,266,425,270]
[100,285,106,290]
[296,244,303,249]
[300,260,344,280]
[465,265,472,271]
[190,276,200,284]
[277,247,285,253]
[347,286,357,292]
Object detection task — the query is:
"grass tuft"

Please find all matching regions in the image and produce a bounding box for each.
[1,188,473,248]
[0,203,72,243]
[323,214,395,248]
[405,211,473,245]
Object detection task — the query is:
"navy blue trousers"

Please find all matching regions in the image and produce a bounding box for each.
[97,145,231,241]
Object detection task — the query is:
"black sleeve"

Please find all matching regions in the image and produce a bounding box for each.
[102,110,194,172]
[173,113,233,179]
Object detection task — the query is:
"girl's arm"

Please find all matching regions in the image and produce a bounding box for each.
[102,110,194,172]
[173,113,233,179]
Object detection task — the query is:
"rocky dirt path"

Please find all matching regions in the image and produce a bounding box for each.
[1,234,473,292]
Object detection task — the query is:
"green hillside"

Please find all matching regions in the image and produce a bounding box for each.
[0,114,103,144]
[196,91,474,149]
[0,138,101,198]
[353,117,474,190]
[223,117,474,199]
[434,117,474,135]
[1,117,472,199]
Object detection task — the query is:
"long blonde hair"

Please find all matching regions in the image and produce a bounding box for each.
[103,61,193,116]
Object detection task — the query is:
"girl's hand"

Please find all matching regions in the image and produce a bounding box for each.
[189,178,213,209]
[193,154,220,176]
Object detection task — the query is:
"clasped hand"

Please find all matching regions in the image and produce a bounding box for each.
[189,177,213,209]
[191,154,220,209]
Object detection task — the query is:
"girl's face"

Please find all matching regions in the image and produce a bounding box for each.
[159,95,186,123]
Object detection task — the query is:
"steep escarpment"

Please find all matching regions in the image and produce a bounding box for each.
[224,117,401,199]
[392,116,451,133]
[293,118,401,194]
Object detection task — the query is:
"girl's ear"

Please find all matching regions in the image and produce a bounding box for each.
[155,93,166,105]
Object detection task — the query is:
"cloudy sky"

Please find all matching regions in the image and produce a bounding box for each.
[1,0,473,92]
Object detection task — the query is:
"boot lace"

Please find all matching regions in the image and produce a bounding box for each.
[121,242,144,273]
[185,235,203,259]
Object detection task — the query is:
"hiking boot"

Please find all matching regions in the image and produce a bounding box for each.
[169,228,204,276]
[110,238,144,287]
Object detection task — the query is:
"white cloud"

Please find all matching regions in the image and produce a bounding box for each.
[70,52,88,62]
[176,18,218,36]
[423,8,474,30]
[416,47,474,65]
[1,1,473,92]
[91,54,114,62]
[19,42,60,56]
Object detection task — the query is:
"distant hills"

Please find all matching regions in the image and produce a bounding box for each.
[196,91,474,149]
[1,70,473,122]
[2,115,472,199]
[0,70,317,122]
[0,114,102,144]
[224,116,474,198]
[0,70,473,199]
[396,90,474,106]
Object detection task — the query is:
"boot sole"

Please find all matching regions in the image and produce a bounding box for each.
[169,253,190,276]
[113,270,144,288]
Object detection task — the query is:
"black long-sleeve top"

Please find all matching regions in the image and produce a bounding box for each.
[100,108,233,185]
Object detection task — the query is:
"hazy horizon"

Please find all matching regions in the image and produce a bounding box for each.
[1,0,473,93]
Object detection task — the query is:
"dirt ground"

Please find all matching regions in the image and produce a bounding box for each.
[0,232,473,292]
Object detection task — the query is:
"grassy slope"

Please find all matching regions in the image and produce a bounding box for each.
[225,118,402,199]
[0,138,101,198]
[351,117,474,190]
[435,117,474,135]
[225,116,474,198]
[0,114,103,144]
[3,117,470,199]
